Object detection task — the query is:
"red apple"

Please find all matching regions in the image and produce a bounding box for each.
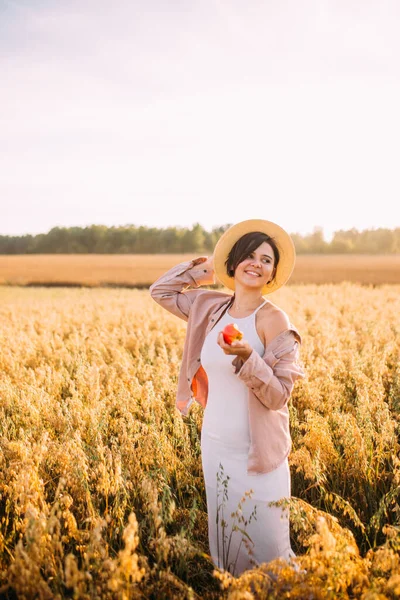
[222,323,243,345]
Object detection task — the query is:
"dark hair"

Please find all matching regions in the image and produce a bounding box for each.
[225,231,280,279]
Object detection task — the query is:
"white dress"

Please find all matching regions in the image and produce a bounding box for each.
[200,300,295,576]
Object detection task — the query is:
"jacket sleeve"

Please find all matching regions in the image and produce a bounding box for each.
[233,331,305,411]
[149,258,213,321]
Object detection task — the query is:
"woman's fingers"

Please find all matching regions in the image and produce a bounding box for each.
[217,332,249,355]
[217,332,231,352]
[192,256,208,266]
[217,332,227,347]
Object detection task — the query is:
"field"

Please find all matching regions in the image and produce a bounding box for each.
[0,280,399,599]
[1,253,400,287]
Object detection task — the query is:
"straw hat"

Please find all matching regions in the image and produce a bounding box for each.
[213,219,296,294]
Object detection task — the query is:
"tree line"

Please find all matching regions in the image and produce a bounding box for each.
[0,224,399,254]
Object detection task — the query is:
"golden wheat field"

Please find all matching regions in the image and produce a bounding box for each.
[1,253,400,286]
[0,282,399,599]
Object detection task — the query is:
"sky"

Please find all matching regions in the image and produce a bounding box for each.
[1,0,400,241]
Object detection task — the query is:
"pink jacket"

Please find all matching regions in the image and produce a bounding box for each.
[149,259,305,475]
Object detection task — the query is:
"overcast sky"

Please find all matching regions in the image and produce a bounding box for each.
[1,0,400,240]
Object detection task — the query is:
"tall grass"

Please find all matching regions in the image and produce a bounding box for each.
[0,284,399,598]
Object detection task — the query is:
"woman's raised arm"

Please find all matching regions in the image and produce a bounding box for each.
[149,256,215,321]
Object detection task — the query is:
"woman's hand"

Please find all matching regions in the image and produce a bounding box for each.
[217,332,253,361]
[191,256,215,286]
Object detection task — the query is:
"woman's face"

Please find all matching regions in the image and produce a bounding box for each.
[234,241,276,289]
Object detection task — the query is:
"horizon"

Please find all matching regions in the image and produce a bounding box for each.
[1,221,400,247]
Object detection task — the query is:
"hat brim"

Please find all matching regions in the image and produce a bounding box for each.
[213,219,296,294]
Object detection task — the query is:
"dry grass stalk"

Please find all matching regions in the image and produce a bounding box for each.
[0,284,398,598]
[1,253,400,286]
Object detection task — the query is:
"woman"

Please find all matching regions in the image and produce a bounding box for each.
[150,219,305,576]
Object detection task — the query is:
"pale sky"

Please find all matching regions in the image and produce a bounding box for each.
[1,0,400,241]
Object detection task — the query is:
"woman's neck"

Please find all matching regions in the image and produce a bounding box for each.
[231,291,264,312]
